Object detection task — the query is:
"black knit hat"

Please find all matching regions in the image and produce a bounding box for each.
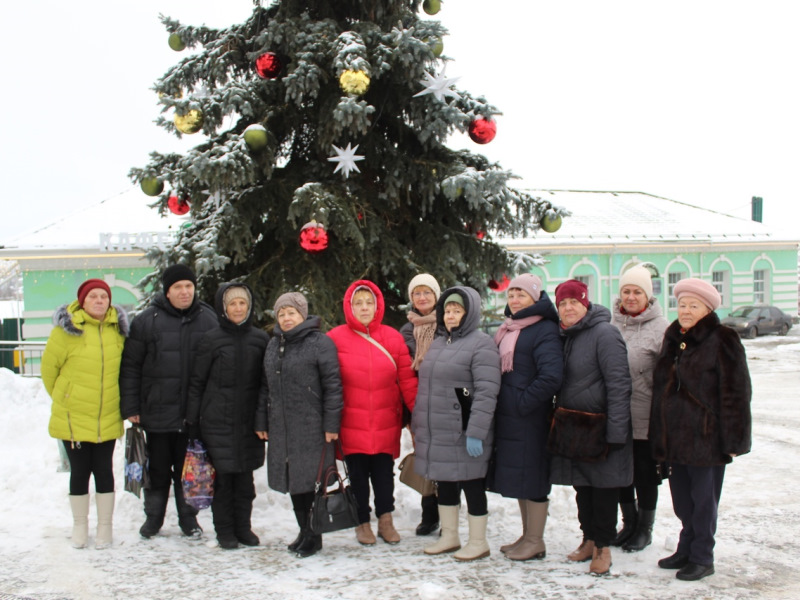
[162,264,197,291]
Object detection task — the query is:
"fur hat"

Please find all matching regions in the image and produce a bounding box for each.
[619,265,653,299]
[407,273,441,302]
[508,273,542,303]
[673,278,721,311]
[77,279,111,306]
[162,264,197,292]
[273,292,308,319]
[444,293,465,307]
[223,286,250,308]
[555,279,590,308]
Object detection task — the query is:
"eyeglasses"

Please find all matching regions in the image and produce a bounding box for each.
[412,291,434,298]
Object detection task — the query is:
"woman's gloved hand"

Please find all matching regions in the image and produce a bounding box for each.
[466,436,483,457]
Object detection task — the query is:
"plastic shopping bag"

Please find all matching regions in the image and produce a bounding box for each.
[181,439,216,510]
[124,426,150,498]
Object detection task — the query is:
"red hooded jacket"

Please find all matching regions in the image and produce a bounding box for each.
[327,280,417,458]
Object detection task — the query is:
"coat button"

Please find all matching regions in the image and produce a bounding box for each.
[453,403,460,410]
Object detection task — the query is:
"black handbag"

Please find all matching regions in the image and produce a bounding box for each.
[123,425,150,498]
[309,440,360,535]
[546,406,609,463]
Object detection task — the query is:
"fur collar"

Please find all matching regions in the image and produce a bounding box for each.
[52,302,130,337]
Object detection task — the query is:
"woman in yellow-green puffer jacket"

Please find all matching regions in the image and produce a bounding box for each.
[42,279,128,550]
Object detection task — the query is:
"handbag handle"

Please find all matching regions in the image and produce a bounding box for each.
[314,439,350,492]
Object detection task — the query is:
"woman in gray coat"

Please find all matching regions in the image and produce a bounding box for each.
[550,280,632,576]
[411,286,501,562]
[610,265,668,552]
[255,292,343,558]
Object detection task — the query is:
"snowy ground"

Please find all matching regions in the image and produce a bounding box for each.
[1,329,799,600]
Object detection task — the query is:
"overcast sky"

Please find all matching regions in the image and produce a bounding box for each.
[2,1,798,243]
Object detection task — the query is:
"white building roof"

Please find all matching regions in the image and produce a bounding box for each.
[507,190,799,247]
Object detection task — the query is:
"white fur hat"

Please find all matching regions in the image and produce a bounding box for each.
[407,273,441,302]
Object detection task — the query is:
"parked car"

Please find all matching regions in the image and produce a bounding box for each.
[721,305,793,339]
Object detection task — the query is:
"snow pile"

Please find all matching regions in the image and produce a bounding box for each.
[1,331,799,599]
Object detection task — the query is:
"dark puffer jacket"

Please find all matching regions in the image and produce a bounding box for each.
[186,283,268,474]
[120,292,218,432]
[550,304,633,489]
[649,311,752,466]
[255,315,343,495]
[489,291,564,500]
[411,286,501,482]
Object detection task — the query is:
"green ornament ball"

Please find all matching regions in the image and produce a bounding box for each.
[540,214,562,233]
[423,0,442,15]
[140,177,164,197]
[243,125,268,151]
[168,33,186,52]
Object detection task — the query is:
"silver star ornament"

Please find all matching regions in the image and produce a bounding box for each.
[413,67,461,102]
[328,143,365,179]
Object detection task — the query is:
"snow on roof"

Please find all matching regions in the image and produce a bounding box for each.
[508,190,799,246]
[1,188,187,251]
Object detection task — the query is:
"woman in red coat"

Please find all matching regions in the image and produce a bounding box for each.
[328,280,418,546]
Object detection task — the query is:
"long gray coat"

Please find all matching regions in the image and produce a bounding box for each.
[411,286,501,482]
[611,298,668,440]
[255,316,343,495]
[550,304,633,489]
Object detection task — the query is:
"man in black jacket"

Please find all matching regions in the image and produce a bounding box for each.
[120,265,218,538]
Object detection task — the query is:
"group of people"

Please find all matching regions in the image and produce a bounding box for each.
[43,263,751,582]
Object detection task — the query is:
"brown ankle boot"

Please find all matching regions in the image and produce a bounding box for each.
[355,522,376,545]
[377,512,400,544]
[567,539,595,562]
[589,546,612,575]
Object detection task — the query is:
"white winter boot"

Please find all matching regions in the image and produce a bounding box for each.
[95,492,115,549]
[69,494,90,549]
[454,513,490,561]
[424,504,461,555]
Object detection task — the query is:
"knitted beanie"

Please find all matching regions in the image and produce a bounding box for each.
[444,293,465,307]
[273,292,308,319]
[508,273,542,303]
[407,273,441,302]
[223,286,250,308]
[619,265,653,299]
[555,279,590,308]
[673,278,721,311]
[77,279,111,306]
[162,264,197,291]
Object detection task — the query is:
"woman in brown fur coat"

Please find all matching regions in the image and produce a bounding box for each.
[650,278,752,581]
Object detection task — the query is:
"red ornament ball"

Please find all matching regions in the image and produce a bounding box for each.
[167,195,190,215]
[299,221,329,253]
[488,274,510,292]
[255,52,282,79]
[468,117,497,144]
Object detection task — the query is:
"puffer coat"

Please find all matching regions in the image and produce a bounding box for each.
[411,286,501,482]
[611,298,669,440]
[43,301,128,444]
[328,280,417,459]
[186,283,267,474]
[120,292,218,432]
[255,315,343,494]
[649,311,752,466]
[550,303,633,489]
[490,291,564,499]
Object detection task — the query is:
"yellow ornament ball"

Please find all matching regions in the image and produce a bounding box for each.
[174,109,204,134]
[339,70,371,96]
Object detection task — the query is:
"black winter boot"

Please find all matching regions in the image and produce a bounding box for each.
[233,489,259,546]
[174,481,202,538]
[416,494,440,536]
[623,508,655,552]
[295,529,322,558]
[610,502,637,547]
[139,489,169,538]
[289,509,308,552]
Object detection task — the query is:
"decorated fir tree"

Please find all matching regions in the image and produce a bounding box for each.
[130,0,566,327]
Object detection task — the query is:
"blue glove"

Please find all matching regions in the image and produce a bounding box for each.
[466,437,483,457]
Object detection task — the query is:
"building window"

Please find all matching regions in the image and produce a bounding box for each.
[652,279,663,297]
[754,269,767,304]
[668,272,686,309]
[574,274,594,301]
[712,270,729,307]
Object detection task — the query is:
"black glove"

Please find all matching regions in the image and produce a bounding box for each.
[186,423,200,440]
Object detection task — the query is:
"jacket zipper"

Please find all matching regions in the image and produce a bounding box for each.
[97,323,105,442]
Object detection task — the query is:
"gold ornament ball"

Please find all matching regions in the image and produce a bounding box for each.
[168,33,186,51]
[540,213,562,233]
[174,109,204,134]
[339,70,371,96]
